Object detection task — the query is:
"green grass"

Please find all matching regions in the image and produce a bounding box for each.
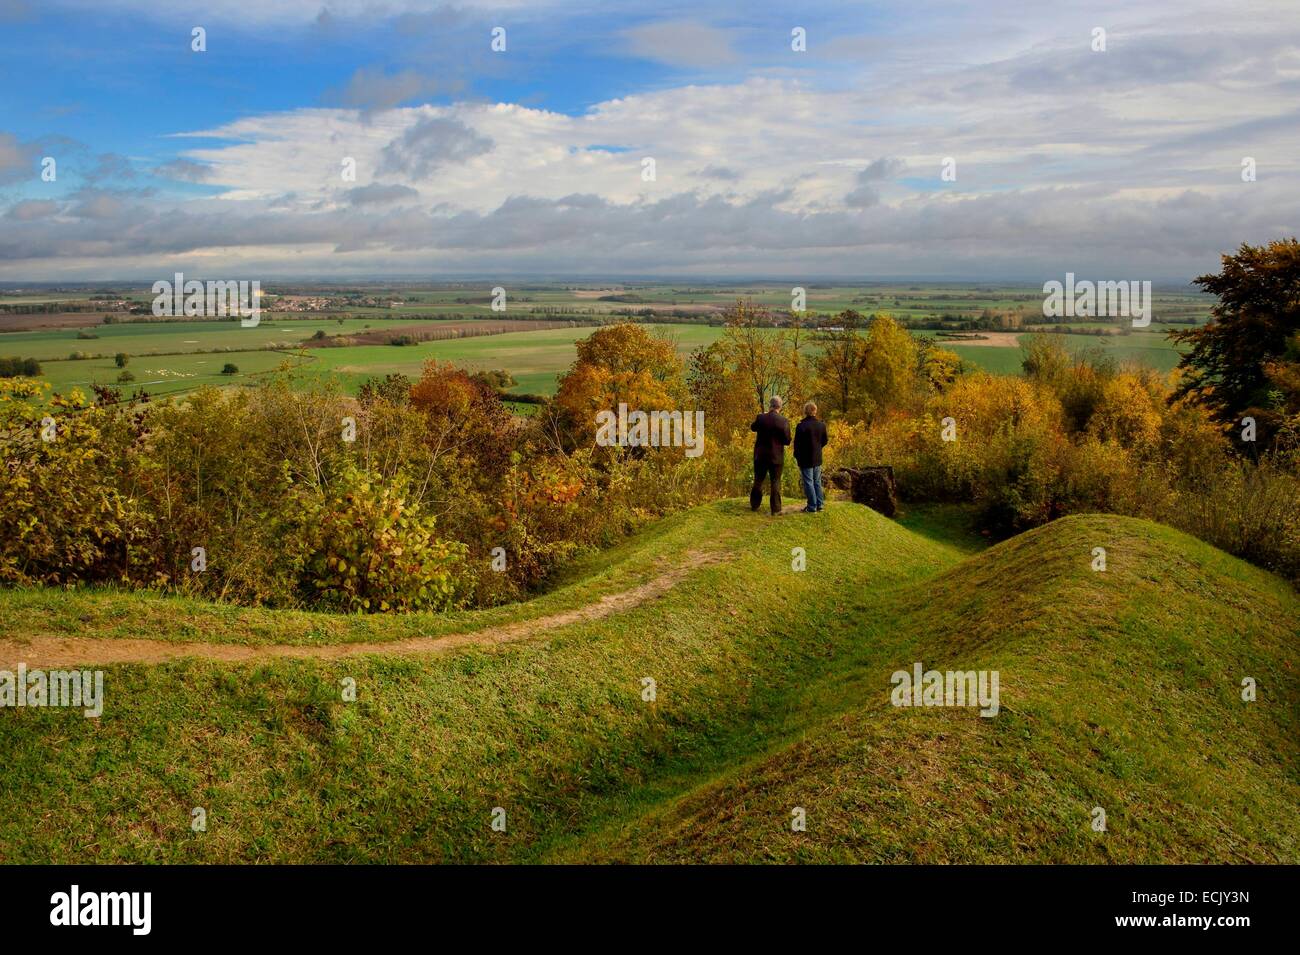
[565,515,1300,863]
[0,317,442,362]
[38,349,311,397]
[302,324,725,396]
[0,501,1294,863]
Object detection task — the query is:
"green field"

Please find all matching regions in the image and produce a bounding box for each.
[0,501,1294,862]
[302,324,724,395]
[0,317,448,362]
[0,283,1196,399]
[38,350,310,397]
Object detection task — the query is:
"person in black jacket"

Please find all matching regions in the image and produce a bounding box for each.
[793,401,829,512]
[750,396,791,515]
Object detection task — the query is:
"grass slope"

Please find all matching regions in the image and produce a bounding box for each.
[0,503,1295,863]
[565,517,1300,863]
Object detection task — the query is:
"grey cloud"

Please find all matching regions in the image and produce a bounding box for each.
[2,183,1296,281]
[6,199,58,221]
[153,158,214,182]
[622,20,738,69]
[0,132,39,184]
[326,67,448,113]
[69,190,129,220]
[392,7,467,37]
[846,157,904,208]
[344,183,420,205]
[696,165,740,180]
[86,153,137,184]
[931,29,1300,106]
[379,116,493,178]
[859,157,905,181]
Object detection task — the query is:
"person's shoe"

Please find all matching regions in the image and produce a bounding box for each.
[801,506,815,513]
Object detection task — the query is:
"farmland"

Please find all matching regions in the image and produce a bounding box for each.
[0,282,1200,399]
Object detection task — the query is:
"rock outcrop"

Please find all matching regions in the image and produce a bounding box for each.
[829,466,898,517]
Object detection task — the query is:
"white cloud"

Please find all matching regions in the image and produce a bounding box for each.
[4,1,1299,278]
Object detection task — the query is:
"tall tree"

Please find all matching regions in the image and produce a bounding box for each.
[1173,238,1300,445]
[813,309,868,416]
[552,322,689,448]
[720,299,788,412]
[860,314,920,420]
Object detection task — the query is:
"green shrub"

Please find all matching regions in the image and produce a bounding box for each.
[293,466,466,613]
[0,357,41,378]
[0,384,152,585]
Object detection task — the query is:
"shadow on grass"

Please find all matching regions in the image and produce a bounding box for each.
[894,502,989,556]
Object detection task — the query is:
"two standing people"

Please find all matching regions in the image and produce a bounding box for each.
[749,397,829,515]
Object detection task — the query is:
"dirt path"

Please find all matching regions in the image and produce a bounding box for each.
[0,551,723,668]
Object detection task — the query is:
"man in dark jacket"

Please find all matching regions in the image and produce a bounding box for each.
[793,401,829,512]
[750,396,792,515]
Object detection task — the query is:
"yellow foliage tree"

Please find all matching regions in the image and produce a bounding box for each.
[553,323,689,445]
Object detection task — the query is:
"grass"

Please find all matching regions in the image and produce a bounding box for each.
[0,317,428,362]
[565,516,1300,863]
[0,500,1295,863]
[302,324,724,396]
[37,349,310,397]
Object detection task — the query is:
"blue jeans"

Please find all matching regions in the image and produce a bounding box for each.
[800,466,824,510]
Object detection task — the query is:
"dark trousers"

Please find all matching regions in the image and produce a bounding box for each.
[750,459,783,514]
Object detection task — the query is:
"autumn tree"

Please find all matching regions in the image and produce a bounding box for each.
[406,361,516,486]
[784,308,815,411]
[1173,238,1300,446]
[859,314,921,421]
[813,309,868,416]
[719,299,788,412]
[688,340,753,440]
[916,336,964,392]
[552,323,689,447]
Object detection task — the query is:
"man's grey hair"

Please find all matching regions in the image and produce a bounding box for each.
[769,395,783,410]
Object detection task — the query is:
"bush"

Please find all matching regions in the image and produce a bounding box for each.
[0,383,151,586]
[0,357,41,378]
[3,319,1297,614]
[293,466,466,613]
[221,363,239,375]
[1171,450,1300,580]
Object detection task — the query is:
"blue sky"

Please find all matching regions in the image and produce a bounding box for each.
[1,0,1297,280]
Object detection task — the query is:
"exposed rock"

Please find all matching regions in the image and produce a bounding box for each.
[830,466,898,517]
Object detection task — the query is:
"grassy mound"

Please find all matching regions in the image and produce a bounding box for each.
[0,503,1295,863]
[565,517,1300,863]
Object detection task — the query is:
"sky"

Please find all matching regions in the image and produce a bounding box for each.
[0,0,1297,282]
